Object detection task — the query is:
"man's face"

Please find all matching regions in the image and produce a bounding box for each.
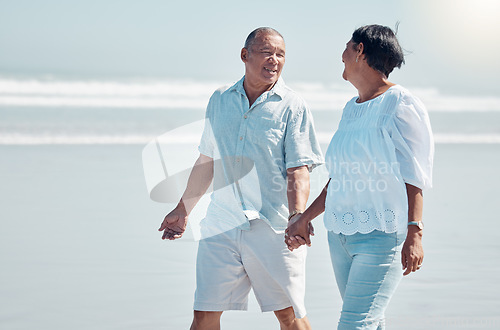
[241,33,285,88]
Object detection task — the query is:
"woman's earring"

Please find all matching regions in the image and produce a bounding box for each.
[356,57,359,63]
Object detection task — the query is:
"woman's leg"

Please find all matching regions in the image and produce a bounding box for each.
[329,231,405,330]
[327,232,353,299]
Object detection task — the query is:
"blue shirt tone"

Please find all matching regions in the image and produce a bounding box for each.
[198,77,324,235]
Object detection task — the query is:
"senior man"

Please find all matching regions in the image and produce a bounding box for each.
[158,27,323,330]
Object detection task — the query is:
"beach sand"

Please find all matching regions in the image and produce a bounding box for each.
[1,143,499,329]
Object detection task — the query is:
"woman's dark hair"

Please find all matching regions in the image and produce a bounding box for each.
[351,24,405,77]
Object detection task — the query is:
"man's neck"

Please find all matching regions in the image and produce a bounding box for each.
[243,79,276,107]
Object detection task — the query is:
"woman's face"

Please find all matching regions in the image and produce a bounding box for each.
[341,39,359,81]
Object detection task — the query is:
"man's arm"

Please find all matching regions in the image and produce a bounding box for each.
[286,179,329,249]
[401,183,424,275]
[286,165,310,215]
[158,153,214,240]
[285,165,314,246]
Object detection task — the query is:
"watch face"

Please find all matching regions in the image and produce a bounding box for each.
[409,221,424,229]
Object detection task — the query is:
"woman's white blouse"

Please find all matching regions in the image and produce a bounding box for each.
[324,85,434,235]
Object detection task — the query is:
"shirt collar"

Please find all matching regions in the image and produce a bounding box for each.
[231,76,286,99]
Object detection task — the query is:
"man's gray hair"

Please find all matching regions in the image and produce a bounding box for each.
[244,27,284,50]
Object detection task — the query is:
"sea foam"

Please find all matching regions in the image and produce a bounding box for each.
[2,132,500,145]
[1,78,500,111]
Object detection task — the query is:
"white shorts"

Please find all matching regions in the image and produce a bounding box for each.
[193,219,307,318]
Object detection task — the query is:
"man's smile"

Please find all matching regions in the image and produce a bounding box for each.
[264,67,277,73]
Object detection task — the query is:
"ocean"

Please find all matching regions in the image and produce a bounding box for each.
[1,75,500,329]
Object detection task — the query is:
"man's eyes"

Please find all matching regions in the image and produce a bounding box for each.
[260,51,285,57]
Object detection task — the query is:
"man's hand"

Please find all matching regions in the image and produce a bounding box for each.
[401,227,424,276]
[158,204,188,240]
[157,154,213,241]
[285,214,314,251]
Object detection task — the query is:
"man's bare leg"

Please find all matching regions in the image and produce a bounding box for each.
[190,311,223,330]
[274,306,311,330]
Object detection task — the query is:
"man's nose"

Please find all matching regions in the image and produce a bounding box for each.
[268,53,278,64]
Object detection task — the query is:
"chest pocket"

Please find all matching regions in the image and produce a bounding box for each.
[248,117,286,147]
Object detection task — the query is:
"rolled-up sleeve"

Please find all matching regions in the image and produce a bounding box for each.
[390,94,434,190]
[284,101,324,170]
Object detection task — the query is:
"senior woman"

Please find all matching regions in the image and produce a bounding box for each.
[285,24,434,329]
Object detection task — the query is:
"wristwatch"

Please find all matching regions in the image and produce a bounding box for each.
[288,210,303,221]
[408,221,424,230]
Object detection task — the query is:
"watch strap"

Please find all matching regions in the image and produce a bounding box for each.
[288,210,303,221]
[408,221,424,229]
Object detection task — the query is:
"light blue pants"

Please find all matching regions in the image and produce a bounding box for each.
[328,230,406,330]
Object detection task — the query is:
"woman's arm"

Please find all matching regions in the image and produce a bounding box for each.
[401,183,424,275]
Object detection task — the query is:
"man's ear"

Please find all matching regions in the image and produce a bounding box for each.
[241,48,248,62]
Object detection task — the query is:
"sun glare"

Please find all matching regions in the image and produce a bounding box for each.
[438,0,500,36]
[419,0,500,67]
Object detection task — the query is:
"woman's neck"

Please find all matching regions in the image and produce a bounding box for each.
[351,71,395,103]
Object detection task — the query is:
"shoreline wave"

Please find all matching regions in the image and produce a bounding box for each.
[2,133,500,145]
[1,78,500,111]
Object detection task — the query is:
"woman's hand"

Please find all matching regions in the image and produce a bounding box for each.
[285,213,314,251]
[401,226,424,275]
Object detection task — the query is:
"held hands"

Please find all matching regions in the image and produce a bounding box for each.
[158,203,188,240]
[285,213,314,251]
[401,227,424,276]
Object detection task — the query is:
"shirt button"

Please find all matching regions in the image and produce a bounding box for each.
[239,136,243,140]
[244,115,248,119]
[236,158,240,162]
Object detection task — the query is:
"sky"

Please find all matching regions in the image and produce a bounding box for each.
[0,0,499,96]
